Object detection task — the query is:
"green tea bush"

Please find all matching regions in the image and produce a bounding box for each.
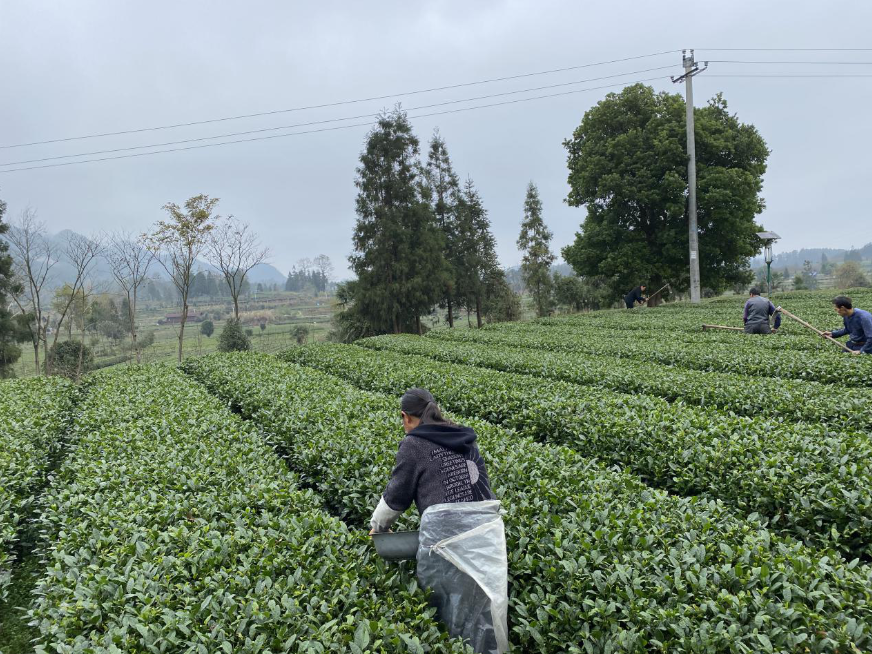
[0,377,74,600]
[44,340,93,379]
[489,317,830,351]
[185,352,872,653]
[218,318,252,352]
[28,366,467,653]
[282,344,872,558]
[429,325,872,387]
[358,334,872,431]
[533,289,872,334]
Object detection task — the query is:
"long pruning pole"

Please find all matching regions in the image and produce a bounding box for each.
[776,306,853,353]
[637,284,671,309]
[648,284,670,300]
[701,324,744,332]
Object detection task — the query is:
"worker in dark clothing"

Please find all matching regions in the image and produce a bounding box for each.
[743,287,782,334]
[369,389,496,529]
[822,296,872,355]
[370,388,508,654]
[624,284,647,309]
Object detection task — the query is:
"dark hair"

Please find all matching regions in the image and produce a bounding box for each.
[749,287,760,296]
[833,295,853,310]
[401,387,452,425]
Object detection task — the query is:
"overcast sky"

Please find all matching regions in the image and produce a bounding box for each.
[1,0,870,279]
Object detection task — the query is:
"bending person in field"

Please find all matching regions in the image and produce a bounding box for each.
[624,283,647,309]
[370,388,509,654]
[822,295,872,355]
[743,287,781,334]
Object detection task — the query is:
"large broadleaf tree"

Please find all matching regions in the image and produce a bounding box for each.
[562,83,769,300]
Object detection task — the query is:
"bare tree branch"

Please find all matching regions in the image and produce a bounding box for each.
[313,254,334,295]
[106,232,154,363]
[70,275,112,382]
[46,232,103,375]
[296,257,313,275]
[206,215,270,320]
[6,208,58,374]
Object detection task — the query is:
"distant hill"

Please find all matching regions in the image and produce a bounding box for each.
[750,242,872,269]
[237,262,286,284]
[178,260,286,285]
[3,228,287,289]
[505,263,574,293]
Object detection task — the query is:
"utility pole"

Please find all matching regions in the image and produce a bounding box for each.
[672,50,707,303]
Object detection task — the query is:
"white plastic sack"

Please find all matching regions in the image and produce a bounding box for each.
[417,500,509,654]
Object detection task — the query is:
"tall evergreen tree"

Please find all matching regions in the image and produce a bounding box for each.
[423,130,462,327]
[517,182,555,317]
[191,271,207,297]
[482,269,522,322]
[455,178,500,327]
[348,109,448,334]
[0,197,23,377]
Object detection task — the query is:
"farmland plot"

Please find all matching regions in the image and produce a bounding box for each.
[3,287,869,653]
[28,366,466,653]
[282,344,872,558]
[185,352,872,653]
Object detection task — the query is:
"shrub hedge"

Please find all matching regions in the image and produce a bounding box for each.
[28,366,467,653]
[185,352,872,653]
[0,377,74,600]
[281,344,872,559]
[358,334,872,431]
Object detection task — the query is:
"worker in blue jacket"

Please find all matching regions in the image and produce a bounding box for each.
[822,296,872,355]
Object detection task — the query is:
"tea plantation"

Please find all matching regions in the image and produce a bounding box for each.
[2,289,871,653]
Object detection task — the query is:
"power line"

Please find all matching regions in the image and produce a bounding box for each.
[698,48,872,52]
[0,75,672,174]
[706,59,872,65]
[0,66,675,167]
[707,74,872,77]
[4,66,867,173]
[0,50,679,150]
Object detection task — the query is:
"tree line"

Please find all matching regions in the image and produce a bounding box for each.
[334,111,522,340]
[0,195,277,378]
[284,255,333,294]
[129,271,253,304]
[3,82,854,370]
[756,258,870,294]
[333,85,780,334]
[141,262,333,301]
[332,108,638,335]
